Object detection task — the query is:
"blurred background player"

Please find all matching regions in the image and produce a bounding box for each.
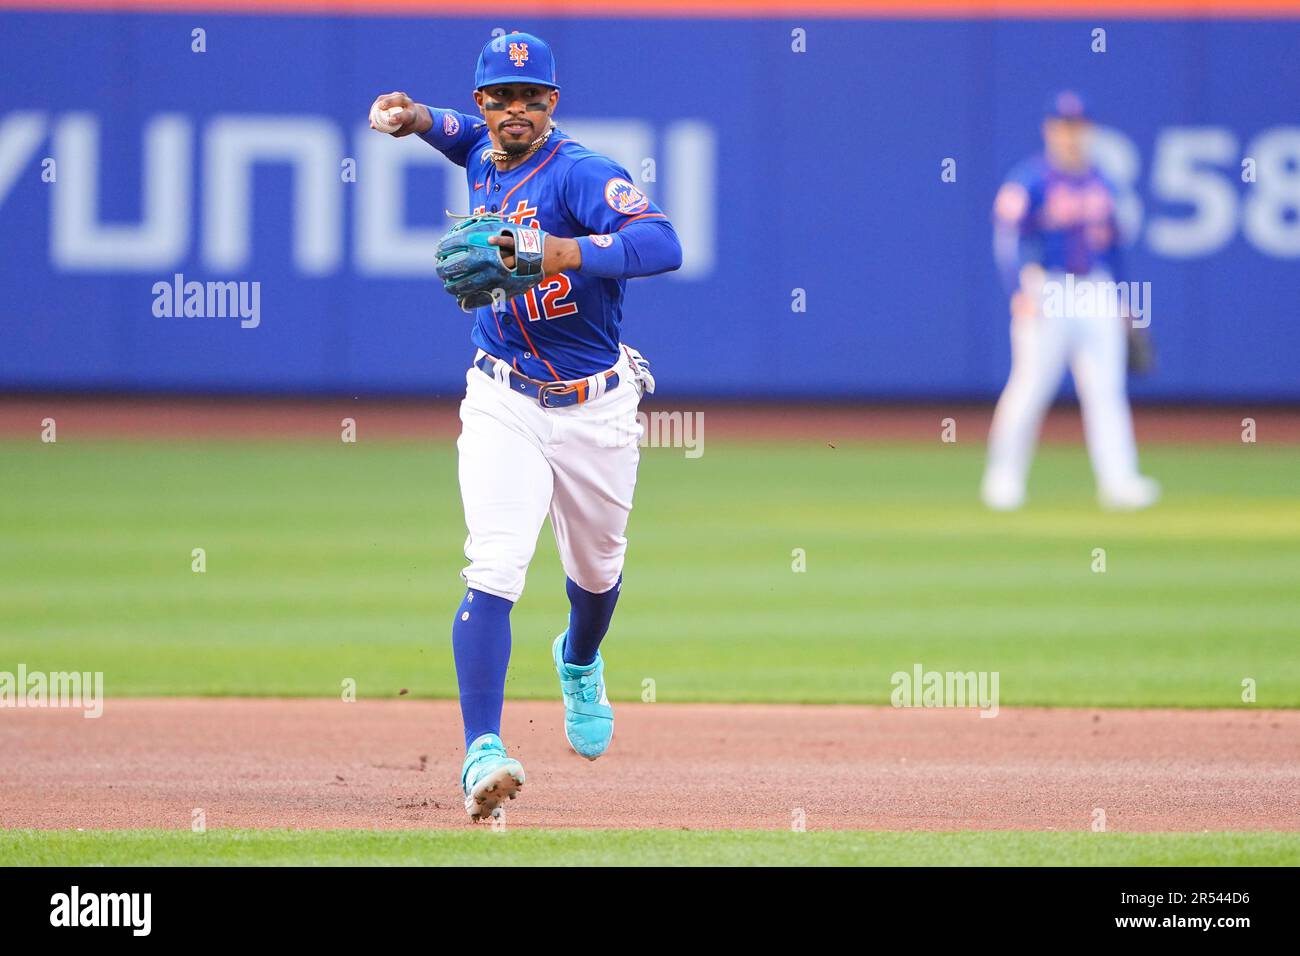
[983,91,1160,512]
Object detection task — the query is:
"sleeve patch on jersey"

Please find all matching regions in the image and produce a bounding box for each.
[443,112,461,137]
[604,178,650,216]
[994,183,1030,223]
[590,234,614,248]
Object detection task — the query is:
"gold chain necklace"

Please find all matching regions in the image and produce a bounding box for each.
[486,122,557,166]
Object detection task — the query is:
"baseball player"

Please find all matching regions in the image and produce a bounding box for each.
[368,32,681,820]
[983,91,1159,511]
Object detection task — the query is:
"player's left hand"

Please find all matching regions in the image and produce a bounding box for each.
[435,213,550,312]
[489,233,581,278]
[1126,324,1156,375]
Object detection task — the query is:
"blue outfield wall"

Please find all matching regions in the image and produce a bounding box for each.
[0,13,1298,400]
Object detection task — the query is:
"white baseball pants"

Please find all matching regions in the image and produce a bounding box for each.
[456,348,644,603]
[984,270,1142,499]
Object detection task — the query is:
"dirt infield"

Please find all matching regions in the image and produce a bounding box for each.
[2,699,1296,831]
[2,396,1298,443]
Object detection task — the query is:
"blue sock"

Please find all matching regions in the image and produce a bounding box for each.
[563,576,621,667]
[451,588,513,751]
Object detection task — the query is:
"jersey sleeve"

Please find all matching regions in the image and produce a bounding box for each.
[1096,174,1126,280]
[561,155,679,279]
[992,160,1042,294]
[417,108,486,168]
[993,160,1040,232]
[1097,172,1128,246]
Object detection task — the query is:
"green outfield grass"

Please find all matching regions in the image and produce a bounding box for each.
[3,828,1297,866]
[1,439,1297,707]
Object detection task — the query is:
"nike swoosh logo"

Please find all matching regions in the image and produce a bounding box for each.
[474,182,485,190]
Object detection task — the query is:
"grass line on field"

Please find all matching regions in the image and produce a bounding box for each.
[2,828,1298,867]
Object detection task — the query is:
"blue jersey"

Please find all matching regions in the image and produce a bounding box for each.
[420,109,681,381]
[992,154,1122,293]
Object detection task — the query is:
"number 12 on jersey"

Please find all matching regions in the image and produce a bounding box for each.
[521,274,579,321]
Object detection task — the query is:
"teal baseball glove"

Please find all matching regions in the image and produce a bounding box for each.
[434,213,547,312]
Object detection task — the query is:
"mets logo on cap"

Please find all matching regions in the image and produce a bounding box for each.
[604,178,649,216]
[509,42,529,67]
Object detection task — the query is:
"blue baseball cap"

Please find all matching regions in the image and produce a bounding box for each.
[474,32,560,90]
[1045,90,1089,121]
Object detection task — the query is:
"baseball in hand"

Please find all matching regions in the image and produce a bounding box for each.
[370,103,406,133]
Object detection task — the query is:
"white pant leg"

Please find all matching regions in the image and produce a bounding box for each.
[456,368,555,602]
[1069,303,1141,493]
[546,355,644,594]
[984,309,1071,497]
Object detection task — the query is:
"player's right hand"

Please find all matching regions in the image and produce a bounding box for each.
[368,92,433,137]
[1011,263,1046,320]
[1010,289,1037,321]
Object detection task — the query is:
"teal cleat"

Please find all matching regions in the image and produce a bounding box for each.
[461,733,525,821]
[552,631,614,760]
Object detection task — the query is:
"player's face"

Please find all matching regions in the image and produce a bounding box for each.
[475,84,559,155]
[1042,117,1092,171]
